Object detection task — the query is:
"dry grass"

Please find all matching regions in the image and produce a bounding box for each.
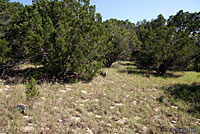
[0,61,200,134]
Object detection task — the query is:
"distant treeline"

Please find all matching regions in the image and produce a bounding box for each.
[0,0,200,81]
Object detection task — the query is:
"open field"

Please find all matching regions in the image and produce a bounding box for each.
[0,61,200,134]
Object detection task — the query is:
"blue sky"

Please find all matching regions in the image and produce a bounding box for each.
[11,0,200,23]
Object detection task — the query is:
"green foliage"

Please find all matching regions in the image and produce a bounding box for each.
[103,19,138,67]
[0,0,24,64]
[168,10,200,71]
[133,14,198,75]
[0,39,10,64]
[13,0,105,80]
[25,77,40,101]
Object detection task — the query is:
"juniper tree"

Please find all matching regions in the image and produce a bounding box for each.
[103,19,138,67]
[16,0,105,80]
[133,14,197,75]
[168,10,200,71]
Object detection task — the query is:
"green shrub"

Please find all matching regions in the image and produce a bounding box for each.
[25,77,40,101]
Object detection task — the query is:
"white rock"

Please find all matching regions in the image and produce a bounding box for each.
[115,103,124,106]
[171,120,177,124]
[71,116,81,121]
[53,107,58,110]
[171,106,178,109]
[82,99,90,102]
[65,84,72,88]
[93,99,99,102]
[41,97,46,100]
[133,101,137,105]
[95,115,102,119]
[60,90,67,93]
[87,128,93,134]
[58,119,63,123]
[116,119,126,125]
[110,106,115,109]
[79,104,84,107]
[81,90,87,94]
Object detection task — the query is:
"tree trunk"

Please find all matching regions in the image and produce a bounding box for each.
[157,64,167,75]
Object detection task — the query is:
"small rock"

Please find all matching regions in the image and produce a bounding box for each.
[95,115,102,119]
[87,128,93,134]
[82,99,90,102]
[171,106,178,109]
[106,123,112,127]
[60,90,67,93]
[110,106,115,109]
[155,108,159,112]
[171,120,177,124]
[71,116,81,121]
[58,119,63,123]
[133,101,137,105]
[41,97,46,101]
[116,119,126,125]
[22,124,34,132]
[115,103,124,107]
[93,99,99,102]
[5,85,10,88]
[16,104,26,114]
[65,84,72,88]
[79,104,84,107]
[126,95,130,98]
[53,107,58,110]
[81,90,87,94]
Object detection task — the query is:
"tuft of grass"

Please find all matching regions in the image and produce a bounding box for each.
[0,61,200,133]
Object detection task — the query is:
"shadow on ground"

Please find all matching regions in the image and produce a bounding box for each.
[118,67,183,78]
[119,62,136,66]
[0,67,86,85]
[162,83,200,118]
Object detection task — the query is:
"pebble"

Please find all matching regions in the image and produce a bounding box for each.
[95,115,102,119]
[115,103,124,106]
[81,90,87,94]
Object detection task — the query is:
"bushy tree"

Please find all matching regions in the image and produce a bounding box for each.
[14,0,105,80]
[168,10,200,71]
[0,0,16,69]
[103,19,138,67]
[1,0,24,64]
[133,14,198,75]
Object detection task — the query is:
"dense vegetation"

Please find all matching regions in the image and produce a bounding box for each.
[0,0,200,79]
